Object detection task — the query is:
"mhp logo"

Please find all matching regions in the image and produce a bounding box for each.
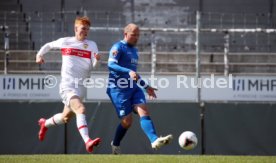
[3,77,46,90]
[233,78,276,92]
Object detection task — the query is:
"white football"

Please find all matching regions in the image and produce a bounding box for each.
[178,131,198,150]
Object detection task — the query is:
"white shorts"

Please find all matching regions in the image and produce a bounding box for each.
[59,84,86,107]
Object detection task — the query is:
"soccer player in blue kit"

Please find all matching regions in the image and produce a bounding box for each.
[106,23,173,154]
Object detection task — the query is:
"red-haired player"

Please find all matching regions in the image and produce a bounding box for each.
[36,16,101,153]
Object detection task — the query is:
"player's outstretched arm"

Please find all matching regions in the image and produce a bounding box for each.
[129,71,139,81]
[35,38,63,65]
[35,42,53,64]
[146,86,158,100]
[36,55,45,64]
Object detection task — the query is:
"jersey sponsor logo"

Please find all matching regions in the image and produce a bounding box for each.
[61,48,91,59]
[64,48,72,54]
[131,58,138,64]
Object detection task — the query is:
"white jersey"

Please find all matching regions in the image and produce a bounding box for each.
[37,37,98,86]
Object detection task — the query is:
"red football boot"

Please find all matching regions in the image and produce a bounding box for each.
[85,138,101,153]
[38,118,48,141]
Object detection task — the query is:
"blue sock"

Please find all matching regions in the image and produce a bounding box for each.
[113,123,128,146]
[140,116,158,143]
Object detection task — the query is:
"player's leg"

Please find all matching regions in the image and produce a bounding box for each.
[107,89,132,154]
[135,104,173,150]
[111,114,132,154]
[38,106,71,141]
[116,115,133,143]
[133,88,173,150]
[134,104,158,143]
[62,105,75,122]
[132,88,158,143]
[69,96,101,153]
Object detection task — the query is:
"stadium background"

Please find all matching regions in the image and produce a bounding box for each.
[0,0,276,155]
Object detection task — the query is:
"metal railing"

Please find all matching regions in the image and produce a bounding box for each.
[1,50,276,75]
[1,11,276,76]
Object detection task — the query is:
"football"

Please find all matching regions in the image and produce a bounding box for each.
[178,131,198,150]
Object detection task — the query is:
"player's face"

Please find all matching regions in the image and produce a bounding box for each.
[125,28,140,46]
[75,23,90,41]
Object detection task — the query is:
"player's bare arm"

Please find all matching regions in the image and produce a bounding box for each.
[36,55,45,64]
[129,70,139,81]
[146,86,157,100]
[92,53,101,67]
[94,53,100,60]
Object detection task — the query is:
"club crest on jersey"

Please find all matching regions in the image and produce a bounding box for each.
[112,50,118,57]
[83,43,88,49]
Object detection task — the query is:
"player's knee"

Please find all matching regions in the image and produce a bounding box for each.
[121,118,132,128]
[63,116,71,123]
[73,104,86,114]
[135,105,150,116]
[121,122,132,129]
[62,113,73,123]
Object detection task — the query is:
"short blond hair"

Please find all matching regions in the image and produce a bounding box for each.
[124,23,139,33]
[75,16,91,26]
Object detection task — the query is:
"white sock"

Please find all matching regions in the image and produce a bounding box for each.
[45,113,64,128]
[76,114,90,143]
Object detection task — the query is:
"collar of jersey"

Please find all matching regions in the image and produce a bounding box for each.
[121,40,133,47]
[120,40,127,44]
[74,37,87,43]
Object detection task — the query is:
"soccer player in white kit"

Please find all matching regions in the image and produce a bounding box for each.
[36,16,101,153]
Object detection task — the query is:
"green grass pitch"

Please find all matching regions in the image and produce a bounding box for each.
[0,155,276,163]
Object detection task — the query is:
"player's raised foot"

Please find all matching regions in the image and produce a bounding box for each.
[85,138,101,153]
[38,118,48,141]
[151,134,173,150]
[111,141,121,155]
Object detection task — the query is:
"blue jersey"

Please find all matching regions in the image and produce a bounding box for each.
[107,40,148,117]
[107,40,146,90]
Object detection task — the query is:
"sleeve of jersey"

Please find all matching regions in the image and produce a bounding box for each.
[137,75,149,89]
[108,45,132,74]
[37,38,63,56]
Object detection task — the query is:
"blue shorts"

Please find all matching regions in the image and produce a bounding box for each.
[107,87,146,118]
